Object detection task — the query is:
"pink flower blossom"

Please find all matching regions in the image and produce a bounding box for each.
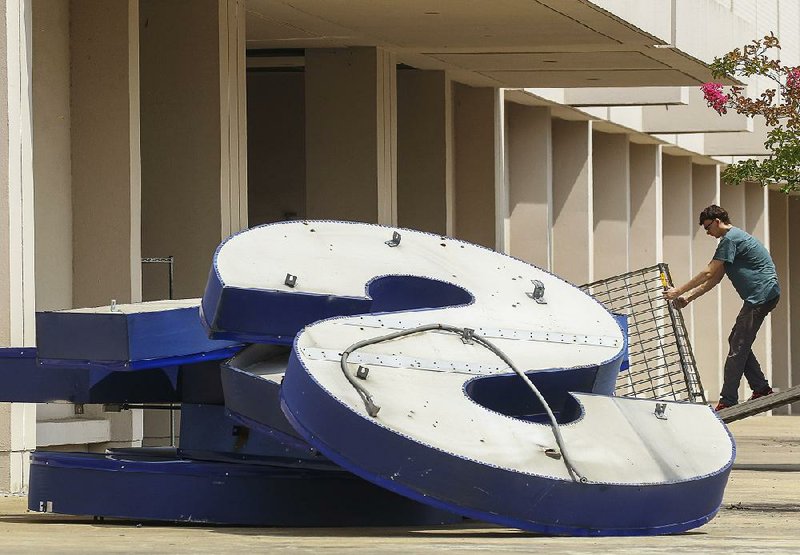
[701,82,729,114]
[786,68,800,90]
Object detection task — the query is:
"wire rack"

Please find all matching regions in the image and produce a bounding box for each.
[580,263,706,404]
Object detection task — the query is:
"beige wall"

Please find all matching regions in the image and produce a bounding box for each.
[690,164,721,399]
[628,143,661,269]
[246,71,305,227]
[743,184,771,400]
[70,0,141,307]
[790,196,800,413]
[397,69,451,236]
[661,155,692,290]
[506,103,551,269]
[551,118,591,284]
[768,190,790,413]
[641,87,752,134]
[140,0,241,300]
[305,47,396,225]
[453,83,497,249]
[31,0,75,470]
[592,131,629,279]
[0,0,8,340]
[32,0,71,311]
[0,0,34,347]
[142,408,179,447]
[0,403,35,493]
[1,0,37,493]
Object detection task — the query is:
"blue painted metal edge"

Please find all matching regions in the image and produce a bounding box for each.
[28,450,462,526]
[0,347,232,404]
[37,346,242,372]
[278,344,734,536]
[200,220,622,346]
[36,305,240,363]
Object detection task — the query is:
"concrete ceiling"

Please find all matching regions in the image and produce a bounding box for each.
[245,0,717,88]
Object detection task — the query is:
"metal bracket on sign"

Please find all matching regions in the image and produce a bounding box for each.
[461,328,475,345]
[654,402,668,420]
[385,231,401,247]
[526,280,547,304]
[285,273,297,288]
[544,448,562,460]
[356,366,370,380]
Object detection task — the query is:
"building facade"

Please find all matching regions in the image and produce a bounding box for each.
[0,0,797,492]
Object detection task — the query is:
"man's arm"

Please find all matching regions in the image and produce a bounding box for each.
[683,260,725,302]
[663,259,725,308]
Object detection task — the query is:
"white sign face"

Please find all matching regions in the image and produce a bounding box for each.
[208,220,734,535]
[213,221,622,359]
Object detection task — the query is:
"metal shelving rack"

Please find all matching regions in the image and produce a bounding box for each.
[581,263,707,404]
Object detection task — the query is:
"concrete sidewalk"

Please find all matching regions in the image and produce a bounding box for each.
[0,416,797,554]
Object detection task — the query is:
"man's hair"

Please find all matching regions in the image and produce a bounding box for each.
[698,205,730,225]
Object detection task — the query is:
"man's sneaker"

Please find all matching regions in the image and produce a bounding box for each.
[714,401,732,412]
[749,386,774,401]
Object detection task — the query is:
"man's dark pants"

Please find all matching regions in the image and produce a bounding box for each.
[719,295,780,406]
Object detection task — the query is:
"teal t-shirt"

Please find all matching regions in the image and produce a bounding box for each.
[713,226,780,305]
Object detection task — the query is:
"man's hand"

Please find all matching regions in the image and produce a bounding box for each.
[663,260,724,308]
[663,287,682,300]
[672,296,689,309]
[663,287,689,309]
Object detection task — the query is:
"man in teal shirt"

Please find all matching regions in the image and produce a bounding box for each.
[664,205,780,411]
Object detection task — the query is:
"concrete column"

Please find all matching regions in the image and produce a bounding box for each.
[505,103,551,270]
[139,0,246,445]
[142,408,179,447]
[789,196,800,413]
[140,0,247,300]
[743,184,772,401]
[1,0,34,344]
[661,155,693,293]
[31,0,77,462]
[397,69,452,236]
[32,0,71,311]
[690,164,721,400]
[719,182,746,404]
[246,71,305,226]
[495,90,507,254]
[552,119,592,285]
[768,190,790,413]
[629,143,662,269]
[70,0,141,307]
[68,0,145,454]
[592,131,629,279]
[219,0,247,238]
[453,84,502,250]
[0,0,36,493]
[305,47,397,225]
[0,403,35,494]
[85,404,143,451]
